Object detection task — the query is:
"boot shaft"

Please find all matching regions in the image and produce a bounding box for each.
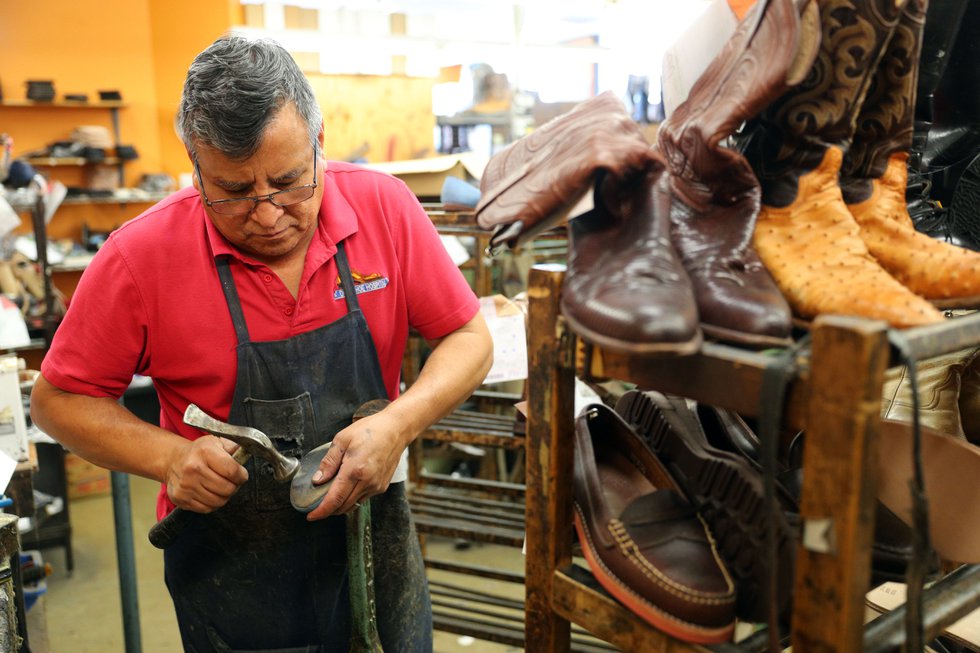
[915,0,968,125]
[741,0,907,207]
[840,0,926,203]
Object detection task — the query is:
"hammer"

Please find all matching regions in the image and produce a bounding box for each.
[148,401,388,652]
[147,404,300,549]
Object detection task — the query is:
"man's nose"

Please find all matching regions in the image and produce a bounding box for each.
[249,197,285,228]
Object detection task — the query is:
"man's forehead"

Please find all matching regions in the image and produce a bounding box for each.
[196,147,310,183]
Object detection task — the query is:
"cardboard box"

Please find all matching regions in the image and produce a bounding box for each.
[363,153,486,199]
[64,452,110,500]
[866,582,980,650]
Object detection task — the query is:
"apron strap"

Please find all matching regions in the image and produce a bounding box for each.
[334,242,364,314]
[216,256,251,345]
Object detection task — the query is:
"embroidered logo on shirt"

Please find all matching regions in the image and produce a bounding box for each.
[334,270,389,300]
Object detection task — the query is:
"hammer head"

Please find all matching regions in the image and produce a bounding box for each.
[183,404,301,482]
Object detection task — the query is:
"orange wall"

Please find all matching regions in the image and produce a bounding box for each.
[1,0,161,182]
[0,0,238,240]
[148,0,243,180]
[0,0,435,240]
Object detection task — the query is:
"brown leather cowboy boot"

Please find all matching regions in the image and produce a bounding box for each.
[841,0,980,309]
[656,0,819,348]
[561,170,702,355]
[740,0,943,328]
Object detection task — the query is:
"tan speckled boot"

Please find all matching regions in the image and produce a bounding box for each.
[753,148,942,327]
[741,0,943,328]
[841,0,980,309]
[881,346,980,439]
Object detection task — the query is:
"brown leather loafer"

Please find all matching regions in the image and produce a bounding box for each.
[615,390,796,623]
[572,403,736,643]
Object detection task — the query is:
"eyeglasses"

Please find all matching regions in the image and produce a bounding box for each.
[195,151,318,216]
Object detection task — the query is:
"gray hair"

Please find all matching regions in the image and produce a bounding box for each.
[176,34,322,160]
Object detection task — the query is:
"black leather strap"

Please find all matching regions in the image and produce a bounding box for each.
[758,335,809,651]
[888,330,932,652]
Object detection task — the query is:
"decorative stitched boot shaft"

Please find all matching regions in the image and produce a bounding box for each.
[742,0,905,206]
[742,0,943,326]
[841,0,980,307]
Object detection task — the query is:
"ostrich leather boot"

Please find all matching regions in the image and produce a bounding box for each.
[740,0,943,328]
[841,0,980,309]
[655,0,819,348]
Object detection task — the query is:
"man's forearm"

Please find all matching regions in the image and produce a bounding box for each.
[30,374,188,483]
[385,313,494,448]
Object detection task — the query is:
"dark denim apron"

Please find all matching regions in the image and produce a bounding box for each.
[164,243,432,652]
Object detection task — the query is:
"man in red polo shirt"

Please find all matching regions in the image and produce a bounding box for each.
[30,35,492,652]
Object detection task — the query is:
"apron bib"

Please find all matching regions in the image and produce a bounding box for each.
[163,243,432,652]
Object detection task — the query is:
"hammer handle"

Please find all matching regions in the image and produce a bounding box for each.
[148,447,251,549]
[348,399,389,653]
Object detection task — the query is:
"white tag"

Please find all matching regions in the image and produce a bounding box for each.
[0,449,16,495]
[0,296,29,350]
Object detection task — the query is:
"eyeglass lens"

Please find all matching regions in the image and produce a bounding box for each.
[209,186,316,215]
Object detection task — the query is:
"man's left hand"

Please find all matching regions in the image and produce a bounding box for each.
[304,410,404,519]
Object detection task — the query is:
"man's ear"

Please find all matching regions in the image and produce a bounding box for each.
[185,147,201,192]
[317,122,325,155]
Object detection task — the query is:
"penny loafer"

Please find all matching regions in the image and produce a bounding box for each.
[572,403,736,643]
[615,390,796,623]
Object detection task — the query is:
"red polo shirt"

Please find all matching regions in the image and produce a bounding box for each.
[42,162,479,509]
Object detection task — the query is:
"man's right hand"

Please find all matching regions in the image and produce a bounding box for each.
[165,436,249,513]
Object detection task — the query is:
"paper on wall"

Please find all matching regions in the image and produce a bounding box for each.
[0,449,15,496]
[0,356,27,462]
[480,295,528,384]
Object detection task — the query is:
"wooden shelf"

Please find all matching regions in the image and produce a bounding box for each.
[524,265,980,652]
[0,100,126,109]
[7,191,168,213]
[25,156,121,167]
[61,192,167,206]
